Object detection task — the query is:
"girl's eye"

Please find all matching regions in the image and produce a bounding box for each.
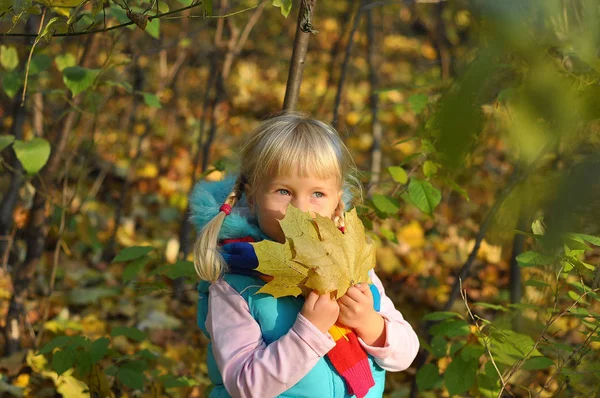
[276,189,291,196]
[312,192,325,198]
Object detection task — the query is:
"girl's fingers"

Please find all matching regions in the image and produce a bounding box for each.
[304,290,319,309]
[344,286,364,301]
[355,283,369,292]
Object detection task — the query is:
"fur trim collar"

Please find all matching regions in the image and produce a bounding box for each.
[189,176,268,241]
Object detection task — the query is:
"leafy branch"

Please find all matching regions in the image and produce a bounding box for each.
[0,0,261,38]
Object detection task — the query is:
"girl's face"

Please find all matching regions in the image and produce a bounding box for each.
[247,172,343,243]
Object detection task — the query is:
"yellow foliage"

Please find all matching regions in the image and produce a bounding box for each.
[420,44,438,60]
[383,35,420,52]
[81,313,107,336]
[40,0,82,7]
[13,373,29,387]
[376,246,402,274]
[252,206,375,299]
[137,163,159,178]
[83,364,114,398]
[345,111,361,126]
[396,221,425,248]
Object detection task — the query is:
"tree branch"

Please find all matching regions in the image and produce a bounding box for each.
[332,0,366,128]
[283,0,318,111]
[0,1,258,38]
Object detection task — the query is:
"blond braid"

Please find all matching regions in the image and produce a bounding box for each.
[193,176,245,282]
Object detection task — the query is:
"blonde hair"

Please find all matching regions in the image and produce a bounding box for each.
[193,112,360,282]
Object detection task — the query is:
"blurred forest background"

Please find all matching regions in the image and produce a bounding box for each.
[1,0,600,397]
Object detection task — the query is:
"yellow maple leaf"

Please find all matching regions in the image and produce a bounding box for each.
[252,207,314,298]
[252,206,375,299]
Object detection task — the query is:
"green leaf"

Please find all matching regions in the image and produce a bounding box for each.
[431,335,447,358]
[52,347,76,376]
[1,45,19,71]
[62,66,100,96]
[449,341,465,357]
[272,0,292,17]
[150,260,196,280]
[443,177,470,201]
[372,194,400,214]
[159,374,199,388]
[29,53,52,75]
[516,251,555,267]
[568,233,600,246]
[13,138,51,174]
[563,237,593,251]
[567,290,583,302]
[531,218,545,235]
[399,152,422,165]
[408,178,441,215]
[408,93,428,115]
[113,246,153,263]
[120,359,148,372]
[522,356,554,370]
[111,326,147,342]
[69,287,119,305]
[38,335,71,354]
[461,344,485,361]
[422,311,463,321]
[524,279,550,289]
[486,329,540,366]
[117,367,145,390]
[145,18,160,39]
[38,17,63,43]
[0,135,15,152]
[90,337,110,363]
[157,1,169,13]
[478,362,501,398]
[379,228,398,244]
[443,356,477,396]
[388,166,408,184]
[75,350,93,377]
[473,302,508,312]
[416,363,441,391]
[203,0,212,16]
[55,53,76,72]
[123,257,150,283]
[2,71,22,98]
[423,160,438,178]
[141,92,161,108]
[429,319,470,338]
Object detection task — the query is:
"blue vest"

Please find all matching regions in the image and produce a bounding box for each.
[197,274,386,398]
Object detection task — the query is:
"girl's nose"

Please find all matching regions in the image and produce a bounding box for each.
[291,197,310,212]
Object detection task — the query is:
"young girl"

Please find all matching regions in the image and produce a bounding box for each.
[190,113,419,398]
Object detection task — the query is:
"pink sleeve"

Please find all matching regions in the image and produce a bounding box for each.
[206,280,336,398]
[358,270,420,371]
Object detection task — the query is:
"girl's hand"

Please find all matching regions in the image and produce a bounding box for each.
[301,291,340,334]
[338,284,386,347]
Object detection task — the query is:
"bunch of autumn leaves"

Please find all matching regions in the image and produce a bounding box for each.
[250,206,376,299]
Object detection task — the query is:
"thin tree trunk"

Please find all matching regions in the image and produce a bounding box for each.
[4,35,100,355]
[0,95,27,267]
[315,3,353,115]
[366,8,382,196]
[101,61,145,263]
[0,18,35,270]
[434,1,451,81]
[332,0,366,129]
[283,0,318,111]
[510,214,527,331]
